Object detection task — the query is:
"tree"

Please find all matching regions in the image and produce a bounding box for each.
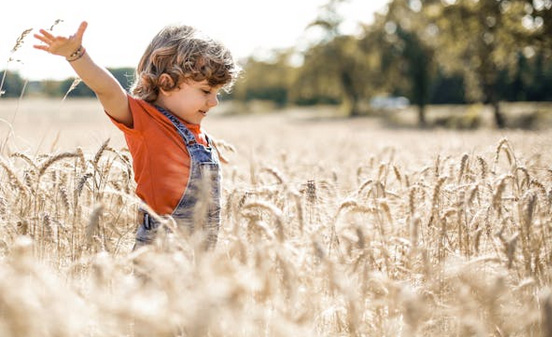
[0,70,26,98]
[109,67,136,92]
[523,0,552,50]
[297,0,383,116]
[233,51,295,107]
[375,0,438,126]
[428,0,531,128]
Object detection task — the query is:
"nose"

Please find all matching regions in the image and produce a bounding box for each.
[207,94,219,107]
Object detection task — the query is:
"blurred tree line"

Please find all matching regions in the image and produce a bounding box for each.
[234,0,552,128]
[1,0,551,128]
[0,68,134,99]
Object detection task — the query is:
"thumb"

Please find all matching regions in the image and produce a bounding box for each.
[76,21,88,40]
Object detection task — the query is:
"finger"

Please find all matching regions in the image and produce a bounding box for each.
[33,34,51,45]
[33,44,49,51]
[39,29,55,40]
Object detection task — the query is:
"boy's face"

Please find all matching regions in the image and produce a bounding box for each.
[156,79,221,125]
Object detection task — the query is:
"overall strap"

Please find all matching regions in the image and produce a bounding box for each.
[155,105,198,146]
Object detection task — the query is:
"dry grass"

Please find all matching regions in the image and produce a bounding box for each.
[0,97,550,336]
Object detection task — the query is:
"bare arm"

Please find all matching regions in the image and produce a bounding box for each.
[34,22,133,127]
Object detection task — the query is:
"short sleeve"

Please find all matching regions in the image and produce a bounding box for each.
[105,94,141,136]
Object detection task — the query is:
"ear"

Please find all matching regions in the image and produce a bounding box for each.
[158,74,175,96]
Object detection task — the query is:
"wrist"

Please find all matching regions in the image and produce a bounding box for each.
[66,46,86,62]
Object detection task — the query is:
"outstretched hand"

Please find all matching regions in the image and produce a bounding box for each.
[33,21,88,59]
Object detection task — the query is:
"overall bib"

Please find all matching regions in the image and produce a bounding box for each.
[134,106,222,250]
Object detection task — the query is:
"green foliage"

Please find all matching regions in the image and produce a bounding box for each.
[374,1,438,125]
[502,50,552,102]
[426,0,538,127]
[288,0,390,116]
[60,78,94,97]
[0,71,25,98]
[429,71,466,105]
[108,67,135,92]
[0,68,137,99]
[296,32,383,116]
[232,55,293,107]
[227,0,552,124]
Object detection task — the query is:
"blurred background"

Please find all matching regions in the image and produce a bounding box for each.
[1,0,551,129]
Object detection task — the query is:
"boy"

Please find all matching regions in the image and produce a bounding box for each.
[34,21,240,249]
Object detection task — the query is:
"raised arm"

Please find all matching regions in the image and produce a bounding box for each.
[34,22,133,127]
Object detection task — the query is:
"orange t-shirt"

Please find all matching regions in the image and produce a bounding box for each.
[108,95,208,215]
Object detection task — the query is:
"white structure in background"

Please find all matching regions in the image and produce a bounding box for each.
[370,96,410,110]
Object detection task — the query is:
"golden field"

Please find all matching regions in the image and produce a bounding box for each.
[0,97,551,336]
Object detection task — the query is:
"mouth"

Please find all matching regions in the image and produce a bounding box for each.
[199,110,207,116]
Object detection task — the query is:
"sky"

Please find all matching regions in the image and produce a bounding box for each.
[1,0,389,81]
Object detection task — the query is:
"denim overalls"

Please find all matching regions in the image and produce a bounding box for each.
[134,106,221,250]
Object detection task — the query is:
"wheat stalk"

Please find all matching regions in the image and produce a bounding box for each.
[0,158,28,197]
[86,204,104,248]
[457,153,469,184]
[11,152,38,170]
[92,139,110,170]
[61,78,82,102]
[261,166,285,185]
[242,200,284,241]
[38,152,79,178]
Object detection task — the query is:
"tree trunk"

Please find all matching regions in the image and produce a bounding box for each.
[340,69,360,117]
[484,80,506,129]
[349,98,361,117]
[492,100,506,129]
[417,103,427,127]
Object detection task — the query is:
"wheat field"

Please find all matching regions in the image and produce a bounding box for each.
[0,98,550,336]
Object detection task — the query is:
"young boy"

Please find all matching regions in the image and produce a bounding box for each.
[34,22,240,250]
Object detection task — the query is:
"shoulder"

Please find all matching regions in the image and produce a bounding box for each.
[108,95,157,134]
[128,95,152,112]
[127,96,163,127]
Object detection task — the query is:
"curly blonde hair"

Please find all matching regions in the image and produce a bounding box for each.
[130,25,240,102]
